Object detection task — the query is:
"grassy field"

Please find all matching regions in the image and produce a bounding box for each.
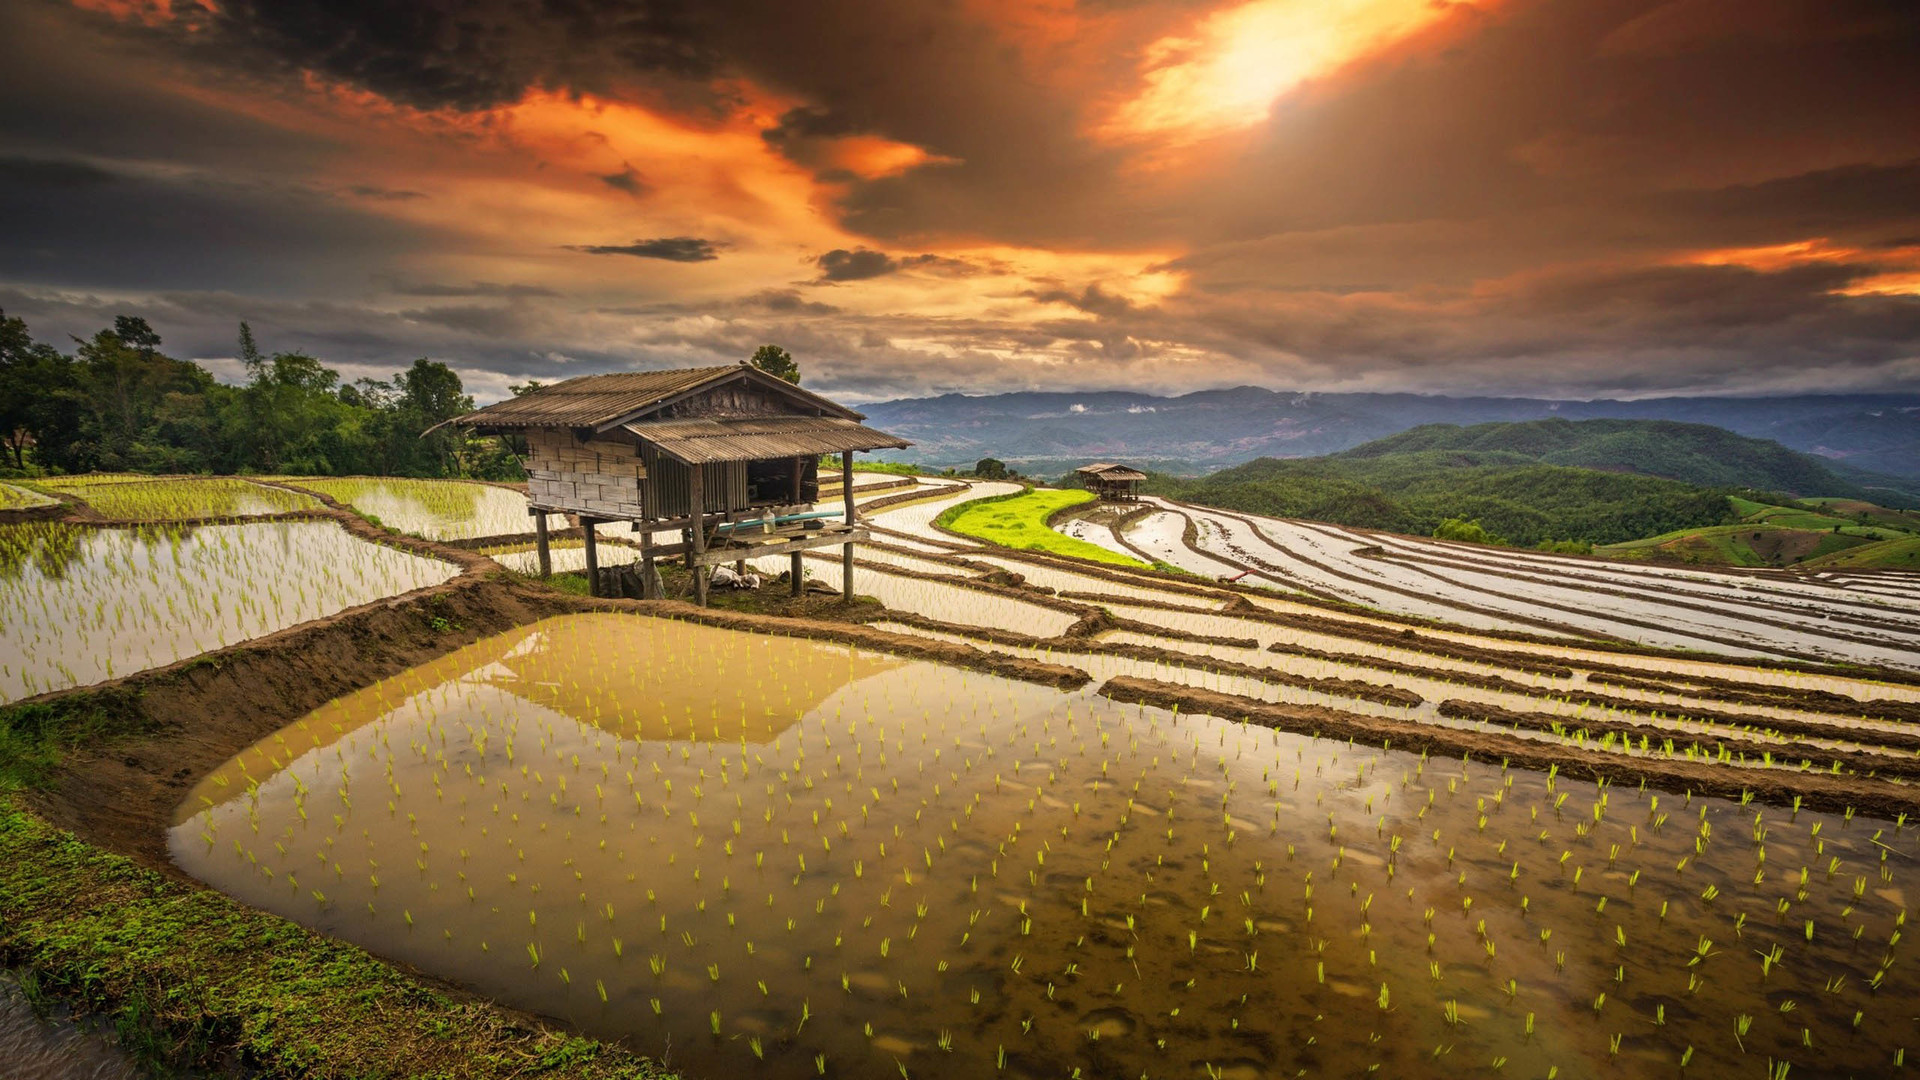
[937,487,1150,567]
[1804,533,1920,568]
[1599,495,1918,567]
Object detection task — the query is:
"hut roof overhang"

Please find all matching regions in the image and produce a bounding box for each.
[1075,462,1147,481]
[622,416,910,465]
[437,365,868,434]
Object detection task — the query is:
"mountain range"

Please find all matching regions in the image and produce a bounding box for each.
[1136,419,1916,550]
[859,389,1920,486]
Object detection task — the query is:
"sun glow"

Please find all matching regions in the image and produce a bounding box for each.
[1101,0,1480,143]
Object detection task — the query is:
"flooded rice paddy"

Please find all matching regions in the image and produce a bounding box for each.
[0,520,458,702]
[35,477,320,521]
[290,478,597,541]
[172,613,1920,1080]
[1137,499,1920,669]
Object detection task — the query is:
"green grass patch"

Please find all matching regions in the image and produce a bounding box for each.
[0,689,155,792]
[1805,534,1920,568]
[0,801,676,1079]
[28,477,320,521]
[938,488,1150,568]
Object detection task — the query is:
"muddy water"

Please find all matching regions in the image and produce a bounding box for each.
[740,555,1081,637]
[172,614,1919,1079]
[0,976,142,1080]
[0,521,458,703]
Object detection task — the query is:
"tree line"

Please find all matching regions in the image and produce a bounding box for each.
[0,310,520,479]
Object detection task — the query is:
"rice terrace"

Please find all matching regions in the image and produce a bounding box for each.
[0,365,1916,1080]
[4,3,1920,1077]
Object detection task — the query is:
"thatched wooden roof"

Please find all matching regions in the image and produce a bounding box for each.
[438,365,865,433]
[1075,462,1147,481]
[624,416,909,465]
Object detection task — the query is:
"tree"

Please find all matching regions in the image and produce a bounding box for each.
[237,320,267,383]
[393,359,476,475]
[1432,517,1505,546]
[974,457,1009,480]
[113,316,162,355]
[0,310,61,469]
[749,344,800,385]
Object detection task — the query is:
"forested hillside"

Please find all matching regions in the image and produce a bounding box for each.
[1139,418,1920,549]
[0,310,517,479]
[1148,454,1732,547]
[1338,418,1884,497]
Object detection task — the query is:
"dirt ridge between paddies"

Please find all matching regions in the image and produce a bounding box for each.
[1099,675,1920,821]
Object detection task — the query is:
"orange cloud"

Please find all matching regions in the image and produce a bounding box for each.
[1676,238,1920,296]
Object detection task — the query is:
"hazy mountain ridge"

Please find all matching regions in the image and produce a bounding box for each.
[860,388,1920,482]
[1132,418,1917,550]
[1335,418,1879,498]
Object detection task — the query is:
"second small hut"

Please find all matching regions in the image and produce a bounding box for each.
[441,363,910,605]
[1074,462,1147,502]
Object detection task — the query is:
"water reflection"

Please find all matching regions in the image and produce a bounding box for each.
[171,613,1920,1080]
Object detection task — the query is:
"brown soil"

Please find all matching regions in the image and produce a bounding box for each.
[1099,676,1920,820]
[1586,670,1920,723]
[1435,699,1920,782]
[1265,639,1566,690]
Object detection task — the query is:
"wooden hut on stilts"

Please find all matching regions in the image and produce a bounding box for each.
[436,363,910,606]
[1074,462,1147,502]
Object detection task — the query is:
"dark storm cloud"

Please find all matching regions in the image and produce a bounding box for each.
[345,184,428,201]
[10,0,1920,401]
[1022,285,1136,319]
[567,237,724,261]
[813,248,975,282]
[814,248,898,282]
[598,167,649,195]
[0,155,120,187]
[1663,159,1920,236]
[762,105,861,146]
[158,0,718,113]
[0,153,438,294]
[393,282,558,298]
[745,289,839,315]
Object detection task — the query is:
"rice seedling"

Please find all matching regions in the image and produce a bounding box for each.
[0,520,456,702]
[154,481,1920,1080]
[30,476,323,521]
[291,477,602,541]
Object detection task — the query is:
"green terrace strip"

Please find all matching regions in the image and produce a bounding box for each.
[937,487,1152,568]
[0,801,677,1080]
[30,477,322,522]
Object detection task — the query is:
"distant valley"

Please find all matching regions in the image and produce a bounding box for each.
[861,388,1920,487]
[1104,418,1920,569]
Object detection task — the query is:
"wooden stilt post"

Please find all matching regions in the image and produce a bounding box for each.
[690,464,708,607]
[841,450,856,603]
[787,447,810,591]
[639,527,657,599]
[582,517,600,596]
[532,509,551,578]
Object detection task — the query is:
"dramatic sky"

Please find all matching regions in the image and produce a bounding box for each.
[2,0,1918,402]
